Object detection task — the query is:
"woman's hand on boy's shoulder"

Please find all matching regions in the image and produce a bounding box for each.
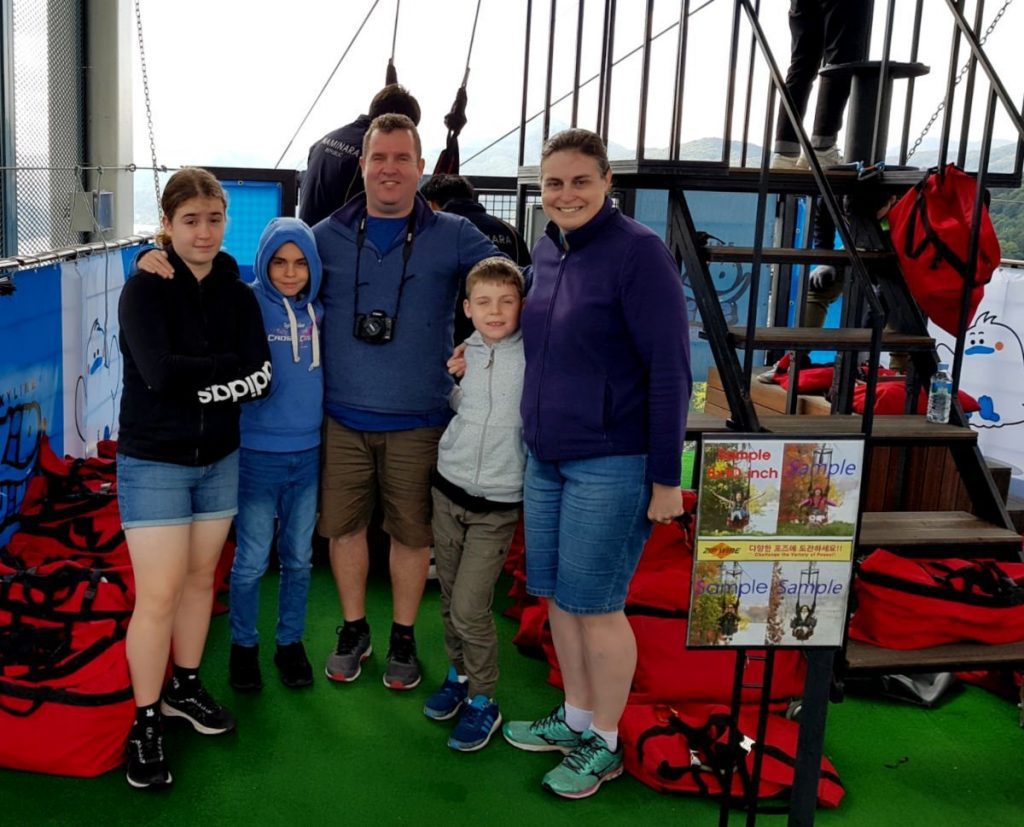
[137,249,175,279]
[447,343,468,379]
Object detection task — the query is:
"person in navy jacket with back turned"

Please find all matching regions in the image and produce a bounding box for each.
[502,129,691,799]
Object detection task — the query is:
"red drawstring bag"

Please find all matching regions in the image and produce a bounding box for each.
[851,380,980,415]
[849,548,1024,649]
[620,703,844,806]
[887,164,1001,335]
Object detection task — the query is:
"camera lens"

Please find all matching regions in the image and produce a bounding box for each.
[364,318,382,337]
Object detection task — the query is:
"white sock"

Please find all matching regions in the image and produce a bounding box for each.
[590,726,618,752]
[563,702,592,733]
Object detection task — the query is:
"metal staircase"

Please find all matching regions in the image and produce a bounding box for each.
[514,0,1024,821]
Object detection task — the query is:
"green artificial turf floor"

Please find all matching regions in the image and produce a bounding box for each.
[2,566,1023,826]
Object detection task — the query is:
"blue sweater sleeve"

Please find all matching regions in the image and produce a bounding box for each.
[620,235,692,486]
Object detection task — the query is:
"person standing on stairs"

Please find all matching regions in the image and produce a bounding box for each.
[770,0,871,170]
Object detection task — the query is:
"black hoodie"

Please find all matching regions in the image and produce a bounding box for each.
[117,247,271,466]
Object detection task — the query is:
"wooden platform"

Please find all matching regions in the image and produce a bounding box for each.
[846,639,1024,673]
[718,326,935,352]
[859,511,1022,553]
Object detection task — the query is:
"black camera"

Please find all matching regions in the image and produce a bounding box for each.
[354,310,395,344]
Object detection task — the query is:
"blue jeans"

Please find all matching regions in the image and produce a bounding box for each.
[524,453,652,615]
[229,447,319,647]
[117,451,239,529]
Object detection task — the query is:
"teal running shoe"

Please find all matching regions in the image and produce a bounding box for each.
[502,704,583,753]
[541,730,624,799]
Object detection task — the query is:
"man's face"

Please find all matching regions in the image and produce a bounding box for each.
[359,128,425,217]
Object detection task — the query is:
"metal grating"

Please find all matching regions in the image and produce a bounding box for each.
[12,0,85,255]
[477,191,541,228]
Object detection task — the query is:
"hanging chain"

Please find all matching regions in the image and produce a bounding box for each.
[133,0,162,218]
[906,0,1014,161]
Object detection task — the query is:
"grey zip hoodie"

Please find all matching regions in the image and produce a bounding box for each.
[436,329,526,503]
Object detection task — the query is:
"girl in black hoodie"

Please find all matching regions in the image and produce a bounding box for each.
[117,168,270,789]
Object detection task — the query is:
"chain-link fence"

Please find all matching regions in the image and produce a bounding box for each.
[9,0,85,256]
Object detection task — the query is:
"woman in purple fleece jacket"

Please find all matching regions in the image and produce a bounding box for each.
[502,129,692,798]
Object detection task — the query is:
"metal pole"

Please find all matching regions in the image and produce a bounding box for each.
[516,0,533,232]
[869,0,895,164]
[543,0,557,142]
[938,1,965,170]
[952,89,997,396]
[956,0,986,169]
[899,0,925,165]
[721,0,742,164]
[571,0,585,126]
[635,0,655,160]
[669,0,690,160]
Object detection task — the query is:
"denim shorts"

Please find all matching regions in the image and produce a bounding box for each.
[524,453,652,615]
[117,451,240,529]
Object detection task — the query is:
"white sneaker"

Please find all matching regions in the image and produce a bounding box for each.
[798,146,843,170]
[770,153,802,170]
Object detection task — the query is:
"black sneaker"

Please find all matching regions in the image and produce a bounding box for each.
[125,721,172,789]
[274,642,313,689]
[229,643,262,692]
[383,633,421,690]
[161,680,236,735]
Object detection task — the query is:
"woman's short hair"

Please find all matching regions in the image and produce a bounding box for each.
[540,128,610,176]
[156,167,227,246]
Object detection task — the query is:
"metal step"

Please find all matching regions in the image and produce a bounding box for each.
[858,511,1022,556]
[711,326,935,352]
[704,247,891,265]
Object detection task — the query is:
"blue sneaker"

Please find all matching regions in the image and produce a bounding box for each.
[423,666,468,721]
[448,694,502,752]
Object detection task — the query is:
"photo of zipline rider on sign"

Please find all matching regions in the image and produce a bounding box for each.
[689,436,864,649]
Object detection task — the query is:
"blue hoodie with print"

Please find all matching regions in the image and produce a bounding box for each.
[241,217,324,452]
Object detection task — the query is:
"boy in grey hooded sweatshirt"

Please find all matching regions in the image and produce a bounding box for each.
[424,257,525,753]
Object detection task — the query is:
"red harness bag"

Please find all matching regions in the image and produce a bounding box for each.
[887,164,1000,335]
[628,615,807,708]
[849,549,1024,649]
[0,555,135,777]
[620,703,844,807]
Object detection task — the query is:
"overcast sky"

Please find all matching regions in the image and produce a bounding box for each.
[131,0,1022,175]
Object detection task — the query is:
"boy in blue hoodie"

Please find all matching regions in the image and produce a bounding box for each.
[228,217,324,691]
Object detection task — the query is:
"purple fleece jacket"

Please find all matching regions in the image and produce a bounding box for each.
[520,198,691,485]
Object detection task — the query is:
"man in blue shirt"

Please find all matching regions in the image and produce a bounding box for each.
[313,114,499,691]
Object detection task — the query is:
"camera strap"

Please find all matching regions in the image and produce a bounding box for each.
[352,210,418,322]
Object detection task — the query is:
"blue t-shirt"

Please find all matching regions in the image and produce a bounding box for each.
[366,216,407,253]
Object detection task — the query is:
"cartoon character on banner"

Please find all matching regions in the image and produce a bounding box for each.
[0,400,42,538]
[75,317,121,445]
[685,238,752,328]
[938,311,1024,429]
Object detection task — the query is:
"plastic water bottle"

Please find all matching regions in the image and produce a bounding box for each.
[926,363,953,424]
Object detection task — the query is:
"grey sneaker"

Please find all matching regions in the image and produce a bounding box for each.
[325,623,372,682]
[503,704,583,753]
[383,632,421,690]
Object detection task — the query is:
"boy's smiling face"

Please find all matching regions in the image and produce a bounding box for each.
[464,280,522,345]
[267,241,310,297]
